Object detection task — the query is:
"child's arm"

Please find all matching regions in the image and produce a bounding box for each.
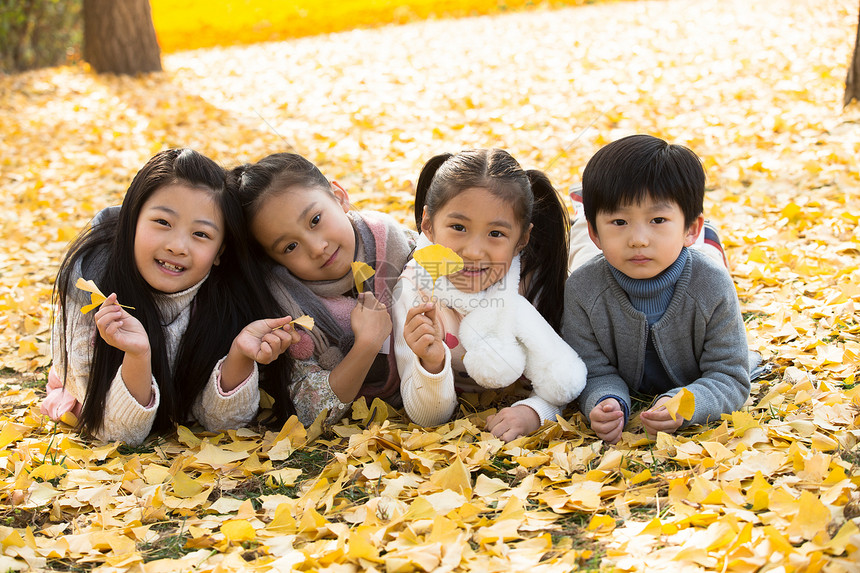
[55,295,160,445]
[651,268,751,427]
[329,292,391,402]
[561,285,633,436]
[94,294,153,405]
[391,277,458,427]
[194,317,299,432]
[287,293,392,427]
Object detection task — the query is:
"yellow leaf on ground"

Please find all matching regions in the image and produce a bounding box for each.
[221,519,256,543]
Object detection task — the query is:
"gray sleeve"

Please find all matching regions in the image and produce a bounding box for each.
[562,281,632,423]
[661,274,750,427]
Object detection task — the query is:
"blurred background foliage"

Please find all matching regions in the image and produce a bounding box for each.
[0,0,81,72]
[0,0,608,72]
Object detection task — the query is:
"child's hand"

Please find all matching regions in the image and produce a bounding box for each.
[486,405,541,442]
[233,316,300,365]
[589,399,625,444]
[351,292,392,350]
[641,396,684,438]
[403,302,445,374]
[95,294,150,357]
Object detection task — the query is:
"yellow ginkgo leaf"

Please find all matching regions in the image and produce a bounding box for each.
[352,261,375,294]
[221,519,256,543]
[663,387,696,422]
[290,315,315,331]
[413,244,464,286]
[75,277,135,314]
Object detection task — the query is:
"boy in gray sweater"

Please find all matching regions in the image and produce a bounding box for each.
[562,135,750,444]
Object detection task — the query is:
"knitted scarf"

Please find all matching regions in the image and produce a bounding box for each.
[278,211,416,400]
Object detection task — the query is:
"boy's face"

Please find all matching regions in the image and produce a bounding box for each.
[588,195,704,280]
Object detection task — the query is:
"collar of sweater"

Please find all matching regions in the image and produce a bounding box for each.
[609,248,688,325]
[416,233,521,315]
[153,274,208,327]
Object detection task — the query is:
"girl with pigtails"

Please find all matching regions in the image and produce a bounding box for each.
[392,149,586,442]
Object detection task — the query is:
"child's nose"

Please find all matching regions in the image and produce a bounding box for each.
[460,237,484,260]
[166,234,189,255]
[312,237,329,257]
[629,226,649,247]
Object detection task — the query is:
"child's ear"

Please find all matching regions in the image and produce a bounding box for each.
[587,221,602,250]
[331,181,350,213]
[213,244,225,266]
[516,223,533,254]
[420,206,434,241]
[684,215,705,247]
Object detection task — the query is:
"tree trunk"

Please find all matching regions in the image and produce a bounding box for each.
[83,0,162,74]
[846,3,860,106]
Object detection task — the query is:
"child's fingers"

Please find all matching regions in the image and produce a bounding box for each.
[405,303,435,323]
[641,408,672,422]
[266,316,292,330]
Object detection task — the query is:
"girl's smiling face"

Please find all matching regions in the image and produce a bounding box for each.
[251,183,356,282]
[133,184,225,293]
[422,186,530,293]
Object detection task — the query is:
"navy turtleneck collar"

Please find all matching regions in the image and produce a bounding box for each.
[610,247,688,325]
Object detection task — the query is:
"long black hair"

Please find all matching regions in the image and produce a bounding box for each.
[54,148,292,437]
[414,149,570,331]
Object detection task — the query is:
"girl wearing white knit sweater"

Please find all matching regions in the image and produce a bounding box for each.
[45,149,298,445]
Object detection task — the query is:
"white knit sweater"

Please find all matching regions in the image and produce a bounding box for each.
[51,279,260,445]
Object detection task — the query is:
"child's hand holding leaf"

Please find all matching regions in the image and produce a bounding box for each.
[94,293,149,357]
[403,302,445,374]
[237,317,301,365]
[641,388,695,437]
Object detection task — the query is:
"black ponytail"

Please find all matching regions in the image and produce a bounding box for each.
[414,153,452,230]
[522,170,570,332]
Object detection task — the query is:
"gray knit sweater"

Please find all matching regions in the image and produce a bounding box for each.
[562,249,750,427]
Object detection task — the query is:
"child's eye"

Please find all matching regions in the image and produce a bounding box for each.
[283,242,298,254]
[610,219,626,226]
[310,214,321,227]
[154,218,170,227]
[451,224,466,232]
[652,217,667,224]
[489,230,506,238]
[193,231,211,239]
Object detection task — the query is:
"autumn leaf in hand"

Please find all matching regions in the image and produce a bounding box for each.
[413,244,464,296]
[663,387,696,422]
[352,261,375,294]
[75,278,135,314]
[290,315,315,331]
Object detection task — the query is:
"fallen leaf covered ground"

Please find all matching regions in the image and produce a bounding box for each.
[1,0,859,570]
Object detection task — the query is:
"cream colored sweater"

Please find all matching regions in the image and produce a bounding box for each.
[51,279,259,445]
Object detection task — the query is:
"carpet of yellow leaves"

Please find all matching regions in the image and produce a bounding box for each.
[1,0,859,570]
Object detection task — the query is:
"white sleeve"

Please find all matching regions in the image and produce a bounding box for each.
[53,304,159,445]
[192,356,260,431]
[392,276,458,427]
[511,395,563,424]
